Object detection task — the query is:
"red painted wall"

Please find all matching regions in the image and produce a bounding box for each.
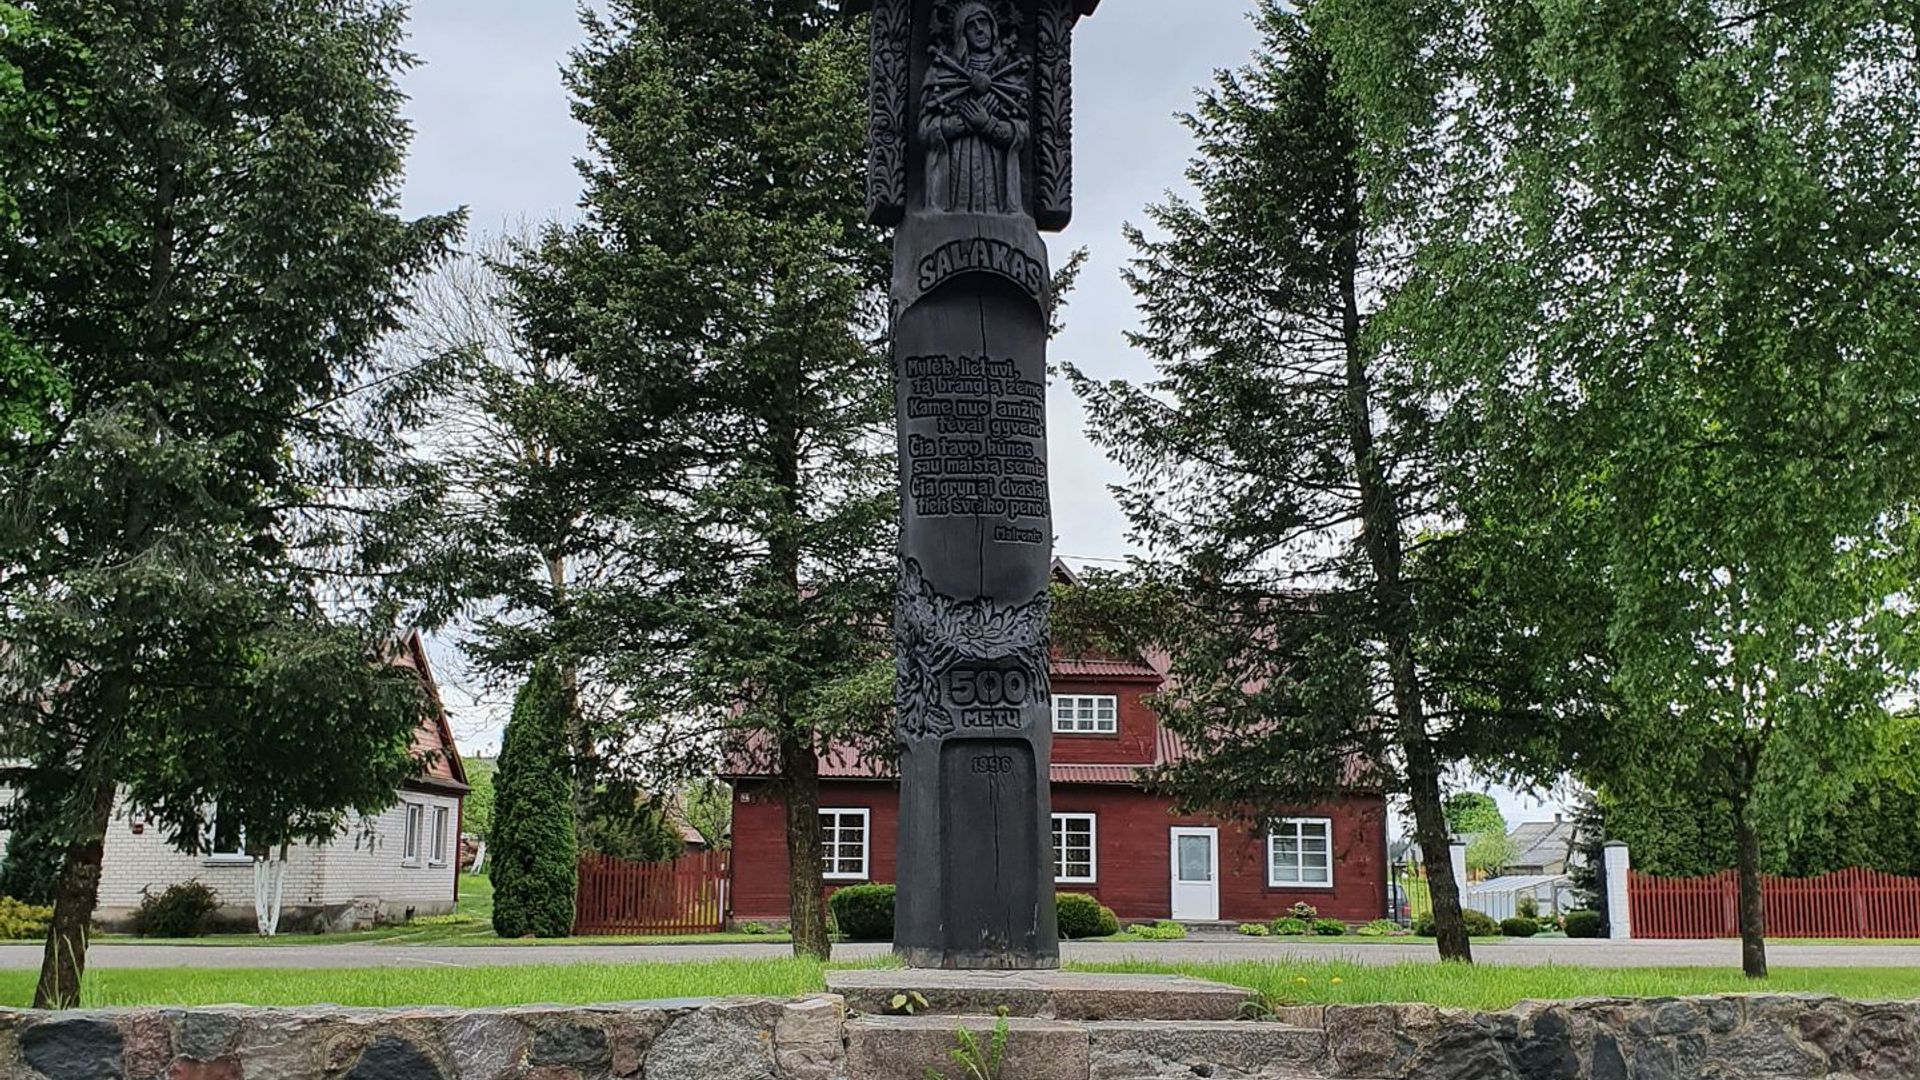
[729,780,1388,924]
[1049,677,1160,766]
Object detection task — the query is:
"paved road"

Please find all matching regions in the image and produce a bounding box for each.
[1,937,1912,971]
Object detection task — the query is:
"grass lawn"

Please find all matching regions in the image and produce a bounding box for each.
[1081,960,1920,1010]
[101,873,793,949]
[11,957,1920,1011]
[0,959,837,1010]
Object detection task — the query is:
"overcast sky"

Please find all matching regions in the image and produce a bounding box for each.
[393,2,1569,826]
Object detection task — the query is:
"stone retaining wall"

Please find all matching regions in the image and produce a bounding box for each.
[2,992,1913,1079]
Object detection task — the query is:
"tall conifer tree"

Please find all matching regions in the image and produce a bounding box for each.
[1064,4,1576,960]
[491,662,579,938]
[507,0,892,959]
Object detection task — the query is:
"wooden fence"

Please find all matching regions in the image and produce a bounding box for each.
[574,850,730,936]
[1630,867,1920,939]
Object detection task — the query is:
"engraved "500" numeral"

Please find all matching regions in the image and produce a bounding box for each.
[948,668,1031,707]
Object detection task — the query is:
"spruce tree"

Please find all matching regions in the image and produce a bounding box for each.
[502,0,892,959]
[1061,3,1565,961]
[0,0,458,1006]
[491,662,579,938]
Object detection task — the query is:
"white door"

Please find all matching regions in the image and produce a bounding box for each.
[1169,827,1219,921]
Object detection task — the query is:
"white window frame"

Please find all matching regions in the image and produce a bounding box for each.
[402,802,424,866]
[1051,694,1118,734]
[1267,817,1335,888]
[429,805,450,866]
[1052,812,1097,884]
[200,804,250,865]
[820,808,870,881]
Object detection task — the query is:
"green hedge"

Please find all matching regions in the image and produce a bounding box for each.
[1500,916,1539,937]
[828,884,895,940]
[1057,892,1119,939]
[1413,908,1501,938]
[1564,910,1605,938]
[823,886,1130,942]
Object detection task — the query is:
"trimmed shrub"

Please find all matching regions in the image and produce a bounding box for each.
[491,662,580,938]
[130,881,218,938]
[1095,904,1120,937]
[1056,892,1109,939]
[1412,908,1501,938]
[828,884,895,941]
[1501,916,1540,938]
[1564,910,1605,938]
[0,896,52,940]
[1312,918,1348,936]
[1269,916,1310,936]
[1356,918,1406,938]
[1236,922,1271,936]
[1125,920,1188,940]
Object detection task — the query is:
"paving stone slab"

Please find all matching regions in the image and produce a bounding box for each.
[1086,1020,1326,1080]
[827,970,1259,1021]
[846,1015,1089,1080]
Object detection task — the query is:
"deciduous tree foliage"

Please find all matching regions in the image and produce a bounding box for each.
[0,0,459,1006]
[491,662,579,939]
[1318,0,1920,976]
[1061,4,1578,962]
[502,0,893,960]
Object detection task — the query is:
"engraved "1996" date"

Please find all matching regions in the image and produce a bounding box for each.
[969,754,1018,775]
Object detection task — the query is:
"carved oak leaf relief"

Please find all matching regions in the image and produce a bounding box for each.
[895,557,1051,741]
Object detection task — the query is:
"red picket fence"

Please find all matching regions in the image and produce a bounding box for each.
[574,850,730,936]
[1630,867,1920,939]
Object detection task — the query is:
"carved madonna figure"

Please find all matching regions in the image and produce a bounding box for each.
[919,1,1029,215]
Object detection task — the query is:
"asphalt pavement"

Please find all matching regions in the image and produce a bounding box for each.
[0,936,1913,970]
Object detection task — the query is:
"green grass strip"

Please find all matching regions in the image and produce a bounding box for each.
[8,958,1920,1011]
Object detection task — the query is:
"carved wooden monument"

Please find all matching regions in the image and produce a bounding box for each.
[858,0,1099,969]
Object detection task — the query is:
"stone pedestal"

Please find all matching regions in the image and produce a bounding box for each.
[827,969,1260,1022]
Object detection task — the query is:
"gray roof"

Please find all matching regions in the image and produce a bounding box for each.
[1506,819,1578,871]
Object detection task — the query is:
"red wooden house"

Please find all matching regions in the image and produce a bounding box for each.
[724,646,1390,926]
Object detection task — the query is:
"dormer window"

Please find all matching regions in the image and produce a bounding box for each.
[1052,694,1117,734]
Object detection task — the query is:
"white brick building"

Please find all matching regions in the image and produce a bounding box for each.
[13,631,471,932]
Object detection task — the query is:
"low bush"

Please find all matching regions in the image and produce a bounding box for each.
[1057,892,1111,939]
[1287,901,1318,920]
[0,896,52,940]
[1269,916,1310,936]
[1095,904,1120,937]
[1516,895,1539,920]
[1412,908,1502,939]
[739,921,773,936]
[1356,918,1407,938]
[1312,918,1349,936]
[131,881,219,938]
[1501,917,1540,938]
[1236,922,1271,936]
[1125,920,1188,940]
[827,884,894,941]
[1563,910,1605,938]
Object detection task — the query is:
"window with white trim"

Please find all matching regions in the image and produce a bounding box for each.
[1052,694,1117,734]
[820,808,870,880]
[1052,813,1097,883]
[402,802,424,866]
[200,805,249,863]
[430,806,450,866]
[1267,818,1334,887]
